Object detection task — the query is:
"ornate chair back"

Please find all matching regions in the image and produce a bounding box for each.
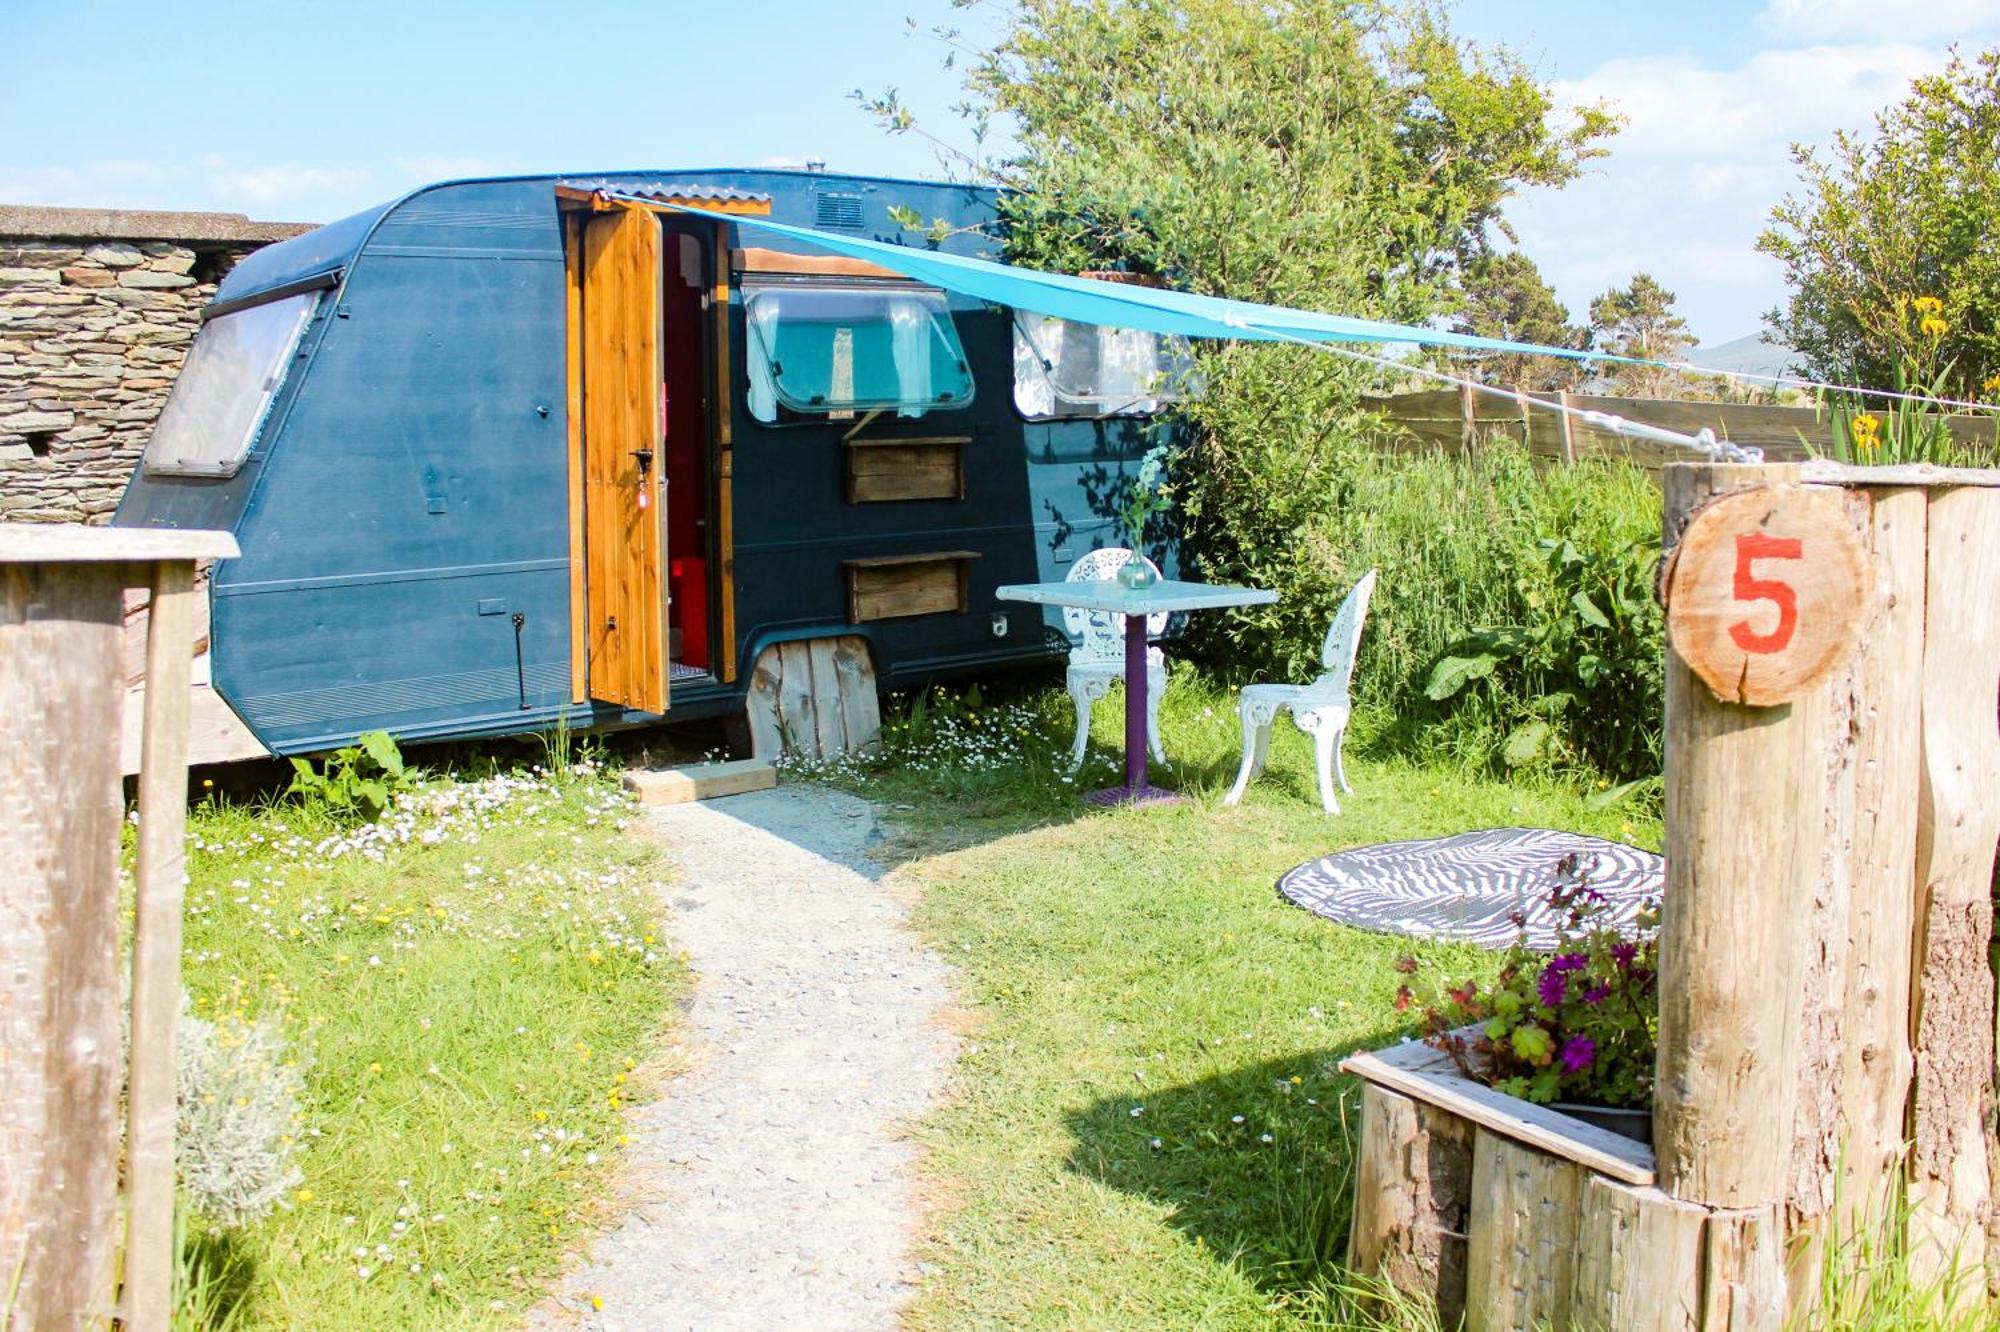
[1063,547,1168,665]
[1312,568,1378,695]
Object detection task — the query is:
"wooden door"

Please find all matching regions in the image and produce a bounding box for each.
[581,207,668,713]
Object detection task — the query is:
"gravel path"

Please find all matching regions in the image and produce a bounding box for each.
[535,785,954,1332]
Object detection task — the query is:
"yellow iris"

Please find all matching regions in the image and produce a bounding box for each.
[1852,414,1882,451]
[1920,316,1949,338]
[1912,295,1944,315]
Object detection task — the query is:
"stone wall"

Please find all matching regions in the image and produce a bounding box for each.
[0,205,312,523]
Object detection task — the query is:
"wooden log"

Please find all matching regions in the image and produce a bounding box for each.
[829,635,882,753]
[1346,1083,1473,1325]
[741,636,882,762]
[1700,1206,1788,1330]
[1656,462,1824,1222]
[1908,486,2000,1291]
[0,561,126,1329]
[775,639,818,757]
[743,645,785,760]
[1568,1175,1707,1332]
[622,758,777,805]
[1464,1129,1584,1331]
[805,639,845,758]
[124,560,199,1330]
[1831,489,1926,1232]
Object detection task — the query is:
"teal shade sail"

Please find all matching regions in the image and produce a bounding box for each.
[743,282,973,419]
[666,201,1610,361]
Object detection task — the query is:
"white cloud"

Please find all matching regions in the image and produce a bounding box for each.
[1512,34,1985,343]
[1554,43,1945,162]
[1757,0,2000,42]
[200,161,370,209]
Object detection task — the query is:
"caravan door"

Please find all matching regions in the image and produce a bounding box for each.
[577,207,668,713]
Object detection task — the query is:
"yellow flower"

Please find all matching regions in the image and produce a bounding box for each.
[1912,295,1944,315]
[1920,316,1949,338]
[295,1188,314,1203]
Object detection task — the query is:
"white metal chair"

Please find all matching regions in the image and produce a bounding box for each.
[1223,568,1377,814]
[1063,547,1169,773]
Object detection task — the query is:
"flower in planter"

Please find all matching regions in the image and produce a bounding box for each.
[1397,854,1659,1109]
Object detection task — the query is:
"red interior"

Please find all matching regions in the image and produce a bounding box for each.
[661,227,711,671]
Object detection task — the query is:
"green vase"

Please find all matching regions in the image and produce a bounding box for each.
[1116,554,1157,589]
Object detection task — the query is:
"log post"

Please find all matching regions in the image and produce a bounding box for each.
[0,559,127,1330]
[1556,391,1578,465]
[1908,486,2000,1293]
[1656,461,1825,1228]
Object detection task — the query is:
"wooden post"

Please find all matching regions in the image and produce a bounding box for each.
[1464,1130,1583,1330]
[123,559,199,1330]
[1458,381,1477,454]
[0,559,126,1330]
[1908,486,2000,1291]
[1655,464,1824,1248]
[1556,391,1578,465]
[0,526,234,1332]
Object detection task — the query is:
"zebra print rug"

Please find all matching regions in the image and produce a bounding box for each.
[1277,828,1663,950]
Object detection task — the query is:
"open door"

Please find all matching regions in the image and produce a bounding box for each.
[580,207,668,713]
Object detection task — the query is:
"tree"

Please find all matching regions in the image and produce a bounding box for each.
[1758,49,2000,400]
[1589,273,1695,399]
[1454,252,1592,391]
[861,0,1618,679]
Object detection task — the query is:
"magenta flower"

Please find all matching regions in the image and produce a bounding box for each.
[1558,1035,1597,1073]
[1611,942,1638,972]
[1582,982,1613,1006]
[1537,965,1568,1008]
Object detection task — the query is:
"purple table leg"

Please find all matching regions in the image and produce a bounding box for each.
[1084,609,1181,807]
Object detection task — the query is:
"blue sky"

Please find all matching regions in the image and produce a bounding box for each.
[4,0,1996,344]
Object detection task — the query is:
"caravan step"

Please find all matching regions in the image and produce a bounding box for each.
[622,758,777,806]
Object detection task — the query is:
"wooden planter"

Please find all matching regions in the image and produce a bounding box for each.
[1344,461,2000,1329]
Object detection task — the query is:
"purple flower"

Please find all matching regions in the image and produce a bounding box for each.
[1611,942,1638,971]
[1537,965,1568,1008]
[1581,982,1613,1007]
[1558,1036,1597,1074]
[1550,952,1589,973]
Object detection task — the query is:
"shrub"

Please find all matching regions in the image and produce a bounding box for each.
[176,994,306,1228]
[286,730,417,821]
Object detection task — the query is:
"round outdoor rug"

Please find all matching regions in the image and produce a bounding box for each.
[1276,828,1663,950]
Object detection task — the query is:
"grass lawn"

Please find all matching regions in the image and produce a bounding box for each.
[169,757,682,1329]
[798,670,1660,1329]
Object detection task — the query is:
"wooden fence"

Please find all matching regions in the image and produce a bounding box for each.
[1365,387,2000,472]
[1343,460,2000,1328]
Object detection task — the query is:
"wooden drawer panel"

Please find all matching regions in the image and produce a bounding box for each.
[845,551,979,622]
[843,436,968,504]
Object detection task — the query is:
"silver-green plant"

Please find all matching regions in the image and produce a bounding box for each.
[175,995,306,1228]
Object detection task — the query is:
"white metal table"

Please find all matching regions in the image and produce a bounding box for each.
[996,576,1277,805]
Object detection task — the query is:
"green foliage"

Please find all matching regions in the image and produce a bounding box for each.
[286,731,417,821]
[1760,49,2000,401]
[1401,859,1659,1109]
[1423,532,1664,780]
[1453,252,1592,392]
[1587,272,1696,398]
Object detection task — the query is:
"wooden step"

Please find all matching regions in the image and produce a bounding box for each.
[622,758,776,805]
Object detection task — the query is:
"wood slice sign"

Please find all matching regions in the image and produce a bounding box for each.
[1664,485,1867,706]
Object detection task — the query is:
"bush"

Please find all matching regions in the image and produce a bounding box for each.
[286,730,418,821]
[1177,358,1664,780]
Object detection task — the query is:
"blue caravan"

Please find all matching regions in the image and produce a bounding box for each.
[114,169,1197,757]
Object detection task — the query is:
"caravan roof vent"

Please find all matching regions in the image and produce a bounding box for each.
[814,191,865,230]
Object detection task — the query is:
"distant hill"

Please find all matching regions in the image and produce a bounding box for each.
[1689,333,1800,380]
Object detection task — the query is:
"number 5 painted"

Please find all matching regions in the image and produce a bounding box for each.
[1729,533,1803,654]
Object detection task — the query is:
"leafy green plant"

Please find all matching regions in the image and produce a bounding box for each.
[1424,531,1664,780]
[286,730,416,820]
[1120,439,1175,550]
[1399,854,1658,1108]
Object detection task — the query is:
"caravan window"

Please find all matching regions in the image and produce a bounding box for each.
[743,283,973,422]
[142,290,319,477]
[1012,313,1203,420]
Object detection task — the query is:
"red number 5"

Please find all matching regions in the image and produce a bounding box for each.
[1729,533,1803,654]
